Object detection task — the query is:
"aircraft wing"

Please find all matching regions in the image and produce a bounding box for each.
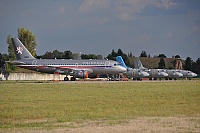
[45,66,94,74]
[6,60,26,65]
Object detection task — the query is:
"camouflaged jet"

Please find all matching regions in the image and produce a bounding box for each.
[9,38,127,81]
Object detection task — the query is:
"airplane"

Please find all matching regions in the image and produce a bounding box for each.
[134,57,197,80]
[162,69,183,80]
[9,38,127,81]
[176,70,197,80]
[116,56,149,80]
[134,57,168,80]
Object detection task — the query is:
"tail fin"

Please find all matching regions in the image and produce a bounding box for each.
[12,38,35,60]
[116,56,128,68]
[134,57,145,69]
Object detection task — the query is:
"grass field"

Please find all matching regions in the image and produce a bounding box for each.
[0,81,200,132]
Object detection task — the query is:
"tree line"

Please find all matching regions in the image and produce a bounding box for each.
[0,28,199,75]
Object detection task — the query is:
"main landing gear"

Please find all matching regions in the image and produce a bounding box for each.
[64,76,76,81]
[64,77,69,81]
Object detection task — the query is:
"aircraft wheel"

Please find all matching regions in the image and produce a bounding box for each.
[64,77,69,81]
[71,77,76,81]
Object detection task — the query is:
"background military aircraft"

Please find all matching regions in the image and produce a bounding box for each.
[134,57,168,80]
[163,69,183,80]
[176,70,197,80]
[134,57,197,80]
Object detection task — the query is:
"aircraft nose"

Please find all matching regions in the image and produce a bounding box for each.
[142,71,149,77]
[193,73,197,77]
[119,66,127,73]
[161,72,168,77]
[177,72,183,77]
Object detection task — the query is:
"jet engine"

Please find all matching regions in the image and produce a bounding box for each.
[88,74,98,78]
[74,70,89,79]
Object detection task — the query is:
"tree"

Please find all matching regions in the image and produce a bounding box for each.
[63,50,73,59]
[96,55,103,59]
[18,28,37,57]
[72,53,81,59]
[52,50,64,59]
[158,54,167,58]
[128,52,133,57]
[7,35,16,60]
[111,49,117,57]
[0,53,3,69]
[81,54,101,59]
[7,28,37,59]
[6,35,17,72]
[42,51,54,59]
[106,49,130,66]
[184,57,192,71]
[190,58,200,74]
[117,49,123,56]
[140,51,147,57]
[196,58,200,74]
[107,49,117,60]
[158,58,165,69]
[174,55,181,58]
[0,53,9,70]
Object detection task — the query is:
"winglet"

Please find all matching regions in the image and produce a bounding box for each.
[12,38,35,60]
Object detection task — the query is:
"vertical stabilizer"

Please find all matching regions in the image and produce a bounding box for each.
[134,57,145,69]
[116,56,128,68]
[12,38,35,60]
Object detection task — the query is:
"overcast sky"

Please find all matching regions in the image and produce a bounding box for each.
[0,0,200,60]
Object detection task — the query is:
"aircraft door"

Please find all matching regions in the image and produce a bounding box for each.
[132,70,135,76]
[75,63,78,68]
[152,70,156,76]
[32,60,38,68]
[105,61,110,69]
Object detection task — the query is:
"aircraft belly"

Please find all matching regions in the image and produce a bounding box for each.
[92,67,118,74]
[149,74,163,78]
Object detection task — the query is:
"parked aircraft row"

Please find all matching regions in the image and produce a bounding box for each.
[117,56,197,80]
[9,38,197,81]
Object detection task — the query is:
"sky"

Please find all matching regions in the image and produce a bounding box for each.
[0,0,200,60]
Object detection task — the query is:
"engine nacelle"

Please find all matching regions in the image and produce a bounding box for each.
[74,70,89,79]
[88,74,98,78]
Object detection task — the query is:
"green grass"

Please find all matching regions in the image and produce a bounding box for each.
[0,81,200,128]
